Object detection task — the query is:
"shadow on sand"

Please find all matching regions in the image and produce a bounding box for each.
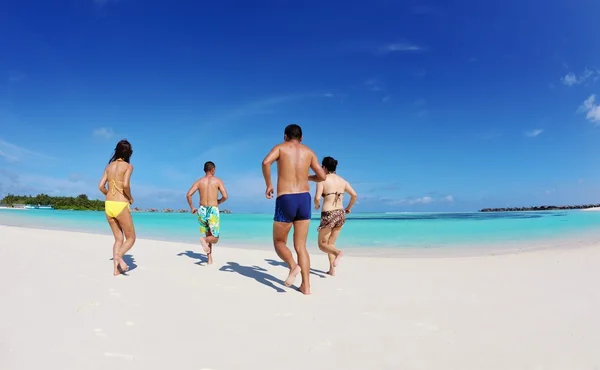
[219,262,289,293]
[177,250,209,265]
[109,254,138,275]
[264,259,328,278]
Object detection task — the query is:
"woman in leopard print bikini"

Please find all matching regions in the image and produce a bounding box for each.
[313,156,358,275]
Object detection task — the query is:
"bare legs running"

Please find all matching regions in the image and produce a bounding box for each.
[202,230,219,264]
[318,227,343,276]
[272,220,311,294]
[106,208,136,275]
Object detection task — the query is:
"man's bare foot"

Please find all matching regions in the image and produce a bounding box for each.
[333,251,343,267]
[207,245,213,264]
[200,237,210,254]
[284,265,301,286]
[299,283,311,295]
[327,268,336,276]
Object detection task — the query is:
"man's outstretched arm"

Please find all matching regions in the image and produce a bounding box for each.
[186,182,198,212]
[308,152,327,182]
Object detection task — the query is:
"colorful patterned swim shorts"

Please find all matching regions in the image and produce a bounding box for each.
[317,209,346,230]
[197,205,220,237]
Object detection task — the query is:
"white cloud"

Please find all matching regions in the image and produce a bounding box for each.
[382,95,390,103]
[93,127,115,139]
[561,68,599,87]
[382,194,453,206]
[578,94,600,123]
[376,42,426,55]
[365,78,384,91]
[443,195,454,202]
[561,73,578,86]
[525,129,544,137]
[323,93,335,98]
[0,138,54,164]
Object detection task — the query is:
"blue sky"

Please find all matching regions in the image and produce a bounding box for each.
[1,0,600,212]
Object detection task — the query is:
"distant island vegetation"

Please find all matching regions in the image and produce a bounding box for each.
[479,204,600,212]
[1,193,105,211]
[0,193,233,213]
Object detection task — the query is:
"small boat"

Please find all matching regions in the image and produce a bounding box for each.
[24,204,54,210]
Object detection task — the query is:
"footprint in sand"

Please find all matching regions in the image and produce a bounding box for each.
[94,328,107,337]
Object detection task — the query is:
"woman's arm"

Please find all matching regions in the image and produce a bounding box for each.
[344,181,357,213]
[97,168,108,196]
[314,182,324,210]
[122,164,135,204]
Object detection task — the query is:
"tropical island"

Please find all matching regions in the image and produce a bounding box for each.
[1,193,105,211]
[479,204,600,212]
[0,193,233,213]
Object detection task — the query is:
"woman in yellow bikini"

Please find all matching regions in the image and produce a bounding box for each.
[98,139,136,276]
[313,156,357,276]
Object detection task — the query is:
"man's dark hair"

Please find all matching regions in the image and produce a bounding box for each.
[284,124,302,140]
[204,161,215,173]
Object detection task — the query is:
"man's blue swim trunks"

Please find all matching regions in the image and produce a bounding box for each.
[273,192,311,223]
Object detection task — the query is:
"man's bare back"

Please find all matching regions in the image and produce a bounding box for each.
[261,124,326,295]
[194,176,222,207]
[271,141,321,197]
[186,161,228,264]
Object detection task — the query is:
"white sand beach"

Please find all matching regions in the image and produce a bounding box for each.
[1,225,599,370]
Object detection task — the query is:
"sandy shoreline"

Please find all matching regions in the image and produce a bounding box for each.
[1,225,600,369]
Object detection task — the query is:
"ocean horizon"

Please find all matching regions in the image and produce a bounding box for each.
[2,208,600,253]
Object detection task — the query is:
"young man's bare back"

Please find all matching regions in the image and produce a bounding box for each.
[262,124,326,295]
[186,161,228,264]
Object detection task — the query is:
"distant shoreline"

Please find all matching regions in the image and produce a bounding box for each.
[479,204,600,212]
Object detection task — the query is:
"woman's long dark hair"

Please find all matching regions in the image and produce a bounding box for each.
[109,139,133,164]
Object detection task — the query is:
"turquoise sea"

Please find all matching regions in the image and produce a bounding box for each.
[1,208,600,251]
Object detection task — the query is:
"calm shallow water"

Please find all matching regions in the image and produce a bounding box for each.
[1,209,600,250]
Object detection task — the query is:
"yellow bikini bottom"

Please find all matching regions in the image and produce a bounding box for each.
[105,201,130,218]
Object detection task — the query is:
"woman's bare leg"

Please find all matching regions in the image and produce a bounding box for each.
[106,215,125,276]
[115,207,136,270]
[318,228,342,275]
[326,227,344,275]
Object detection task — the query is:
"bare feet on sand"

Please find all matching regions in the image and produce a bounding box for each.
[299,283,311,295]
[333,251,344,267]
[327,268,335,276]
[207,244,213,265]
[200,237,210,254]
[113,256,129,276]
[284,265,301,286]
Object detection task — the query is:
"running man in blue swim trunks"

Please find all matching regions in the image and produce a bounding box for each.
[186,161,228,265]
[262,124,327,295]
